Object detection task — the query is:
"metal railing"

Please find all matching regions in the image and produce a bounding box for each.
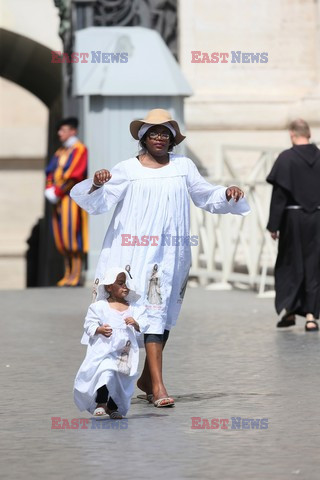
[189,145,282,295]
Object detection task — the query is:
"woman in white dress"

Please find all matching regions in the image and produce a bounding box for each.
[71,109,250,408]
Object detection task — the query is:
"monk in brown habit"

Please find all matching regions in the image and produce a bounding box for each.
[266,119,320,331]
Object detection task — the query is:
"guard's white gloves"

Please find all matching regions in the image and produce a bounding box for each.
[45,186,59,204]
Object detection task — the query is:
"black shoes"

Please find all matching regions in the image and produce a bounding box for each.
[276,314,319,331]
[277,313,296,328]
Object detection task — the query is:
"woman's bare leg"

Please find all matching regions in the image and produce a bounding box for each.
[137,358,152,395]
[144,342,171,402]
[137,338,168,396]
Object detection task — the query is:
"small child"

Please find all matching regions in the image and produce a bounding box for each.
[74,267,148,419]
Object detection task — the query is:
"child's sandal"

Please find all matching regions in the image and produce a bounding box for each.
[108,410,123,419]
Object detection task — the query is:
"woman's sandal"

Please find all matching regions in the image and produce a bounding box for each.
[93,407,108,419]
[305,320,319,332]
[154,397,175,408]
[137,394,154,403]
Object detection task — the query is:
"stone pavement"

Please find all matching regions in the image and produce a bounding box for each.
[1,286,319,480]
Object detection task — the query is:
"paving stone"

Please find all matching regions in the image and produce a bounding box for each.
[1,287,319,480]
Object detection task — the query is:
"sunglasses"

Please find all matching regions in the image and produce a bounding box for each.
[147,131,171,140]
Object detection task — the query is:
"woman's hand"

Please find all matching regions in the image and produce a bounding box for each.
[89,169,112,193]
[125,317,140,332]
[93,169,112,186]
[96,324,113,337]
[226,186,244,202]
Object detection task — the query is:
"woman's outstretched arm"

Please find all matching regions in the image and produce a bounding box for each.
[70,161,130,215]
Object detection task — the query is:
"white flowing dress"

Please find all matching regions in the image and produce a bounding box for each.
[74,300,148,416]
[71,154,250,334]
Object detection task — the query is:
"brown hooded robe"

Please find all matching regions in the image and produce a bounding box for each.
[266,144,320,318]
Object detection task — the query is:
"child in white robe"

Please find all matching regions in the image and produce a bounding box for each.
[74,267,148,419]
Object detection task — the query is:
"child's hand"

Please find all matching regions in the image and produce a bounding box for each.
[125,317,140,332]
[96,324,113,337]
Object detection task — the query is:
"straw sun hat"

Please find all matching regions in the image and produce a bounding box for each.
[130,109,186,145]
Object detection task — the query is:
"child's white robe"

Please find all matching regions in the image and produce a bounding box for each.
[74,301,148,416]
[71,155,250,334]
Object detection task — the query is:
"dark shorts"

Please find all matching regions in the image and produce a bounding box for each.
[144,329,170,344]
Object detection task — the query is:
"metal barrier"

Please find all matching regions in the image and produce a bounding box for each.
[189,145,283,296]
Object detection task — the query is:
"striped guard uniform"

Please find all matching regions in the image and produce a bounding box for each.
[45,141,89,254]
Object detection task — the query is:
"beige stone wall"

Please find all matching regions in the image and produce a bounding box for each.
[0,0,61,288]
[1,0,62,51]
[0,78,48,159]
[179,0,320,167]
[0,0,62,160]
[1,0,319,288]
[0,171,44,289]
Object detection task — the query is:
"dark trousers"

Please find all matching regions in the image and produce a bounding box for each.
[96,385,118,410]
